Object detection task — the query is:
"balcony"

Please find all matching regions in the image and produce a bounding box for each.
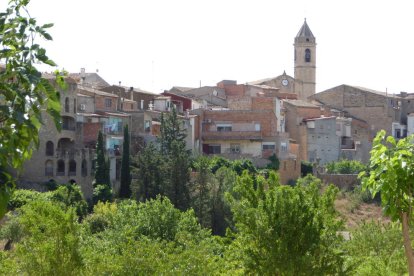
[202,131,262,141]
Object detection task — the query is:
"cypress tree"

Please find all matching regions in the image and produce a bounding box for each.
[119,124,131,198]
[95,131,109,186]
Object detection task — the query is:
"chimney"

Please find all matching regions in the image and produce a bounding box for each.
[80,68,86,84]
[129,87,134,100]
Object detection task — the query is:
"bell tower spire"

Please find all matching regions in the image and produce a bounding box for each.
[294,19,316,101]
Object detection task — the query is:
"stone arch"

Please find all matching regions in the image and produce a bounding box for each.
[68,159,76,176]
[57,159,65,176]
[45,160,53,176]
[45,141,54,156]
[81,159,87,177]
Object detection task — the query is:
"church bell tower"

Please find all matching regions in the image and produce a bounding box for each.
[294,19,316,101]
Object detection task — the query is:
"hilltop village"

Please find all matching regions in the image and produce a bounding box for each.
[18,20,414,198]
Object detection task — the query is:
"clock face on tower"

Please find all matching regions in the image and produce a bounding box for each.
[282,79,289,86]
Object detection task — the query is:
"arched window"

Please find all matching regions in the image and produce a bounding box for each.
[57,160,65,176]
[81,159,87,177]
[69,159,76,176]
[305,49,311,62]
[45,160,53,176]
[46,141,54,156]
[65,97,70,112]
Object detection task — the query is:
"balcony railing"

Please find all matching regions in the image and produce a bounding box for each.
[202,131,262,141]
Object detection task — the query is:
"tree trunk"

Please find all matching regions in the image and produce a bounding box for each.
[401,211,414,275]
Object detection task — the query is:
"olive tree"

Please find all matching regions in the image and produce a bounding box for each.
[360,130,414,274]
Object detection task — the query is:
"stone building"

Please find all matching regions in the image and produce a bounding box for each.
[19,77,95,198]
[310,85,401,138]
[249,19,316,101]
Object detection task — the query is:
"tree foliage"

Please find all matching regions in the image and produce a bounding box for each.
[326,159,366,174]
[360,130,414,273]
[131,142,165,201]
[0,0,64,219]
[227,172,345,274]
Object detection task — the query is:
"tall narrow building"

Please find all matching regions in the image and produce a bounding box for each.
[294,19,316,101]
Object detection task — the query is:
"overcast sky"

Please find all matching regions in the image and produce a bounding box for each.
[4,0,414,94]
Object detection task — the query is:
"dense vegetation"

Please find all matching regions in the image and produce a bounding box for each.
[1,1,412,274]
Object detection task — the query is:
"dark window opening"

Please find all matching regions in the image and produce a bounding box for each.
[203,144,221,154]
[217,126,232,132]
[65,97,70,112]
[68,160,76,176]
[73,98,76,113]
[305,49,311,62]
[81,159,87,177]
[105,98,112,108]
[46,141,54,156]
[57,160,65,176]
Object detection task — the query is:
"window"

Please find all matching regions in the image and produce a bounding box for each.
[81,159,87,177]
[262,144,275,150]
[141,100,144,110]
[280,142,287,152]
[45,160,53,176]
[305,49,311,62]
[73,98,76,113]
[255,123,261,131]
[46,141,54,156]
[57,160,65,176]
[68,160,76,176]
[217,124,232,132]
[65,97,70,112]
[208,144,221,154]
[230,144,241,154]
[105,98,112,108]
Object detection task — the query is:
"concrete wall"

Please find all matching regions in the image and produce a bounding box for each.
[306,117,340,165]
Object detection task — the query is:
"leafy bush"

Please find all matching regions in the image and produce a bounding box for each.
[326,160,366,174]
[266,154,280,170]
[301,160,313,176]
[92,184,112,205]
[52,184,88,218]
[12,201,83,275]
[8,189,52,210]
[227,172,345,274]
[344,221,407,275]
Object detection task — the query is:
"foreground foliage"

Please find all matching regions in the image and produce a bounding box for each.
[227,172,345,275]
[0,0,64,219]
[360,130,414,274]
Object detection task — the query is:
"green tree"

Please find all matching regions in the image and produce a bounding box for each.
[131,143,165,201]
[344,221,406,275]
[13,201,83,275]
[158,108,191,210]
[159,106,186,155]
[227,172,344,274]
[326,159,366,174]
[191,156,213,228]
[0,0,64,218]
[165,140,191,210]
[94,131,109,186]
[211,166,236,236]
[360,130,414,274]
[119,124,131,198]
